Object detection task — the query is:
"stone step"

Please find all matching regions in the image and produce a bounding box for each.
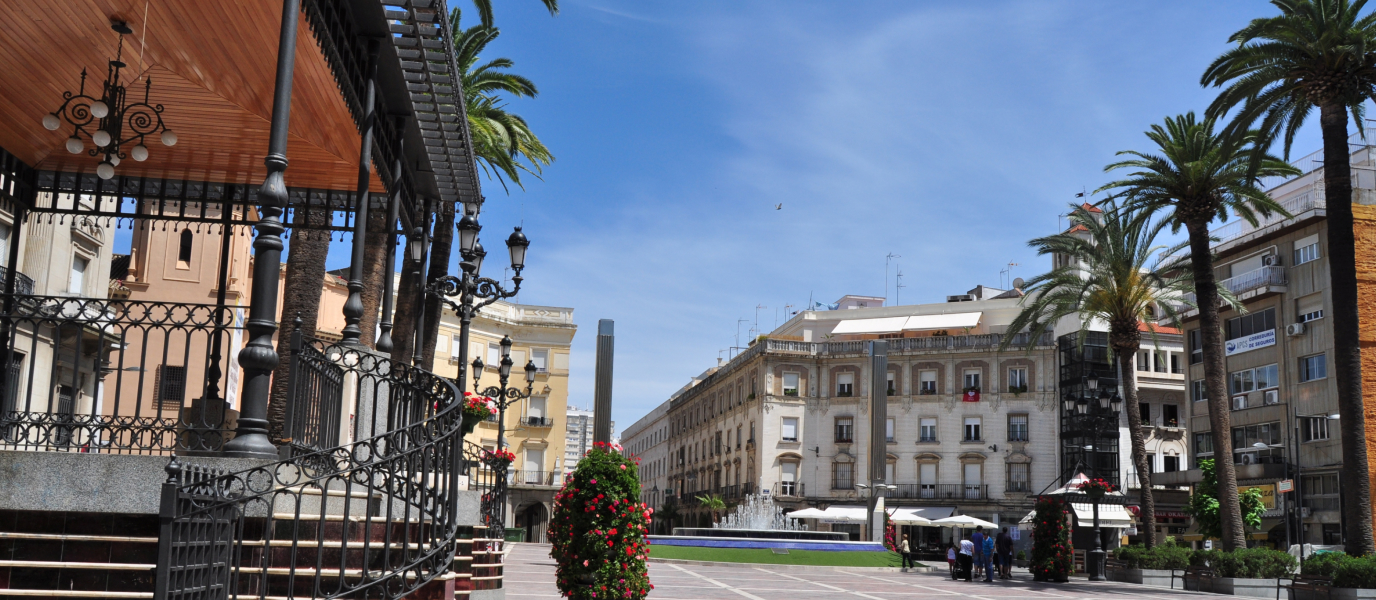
[0,532,157,544]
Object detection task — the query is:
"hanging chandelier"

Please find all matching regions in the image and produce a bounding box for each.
[42,20,176,180]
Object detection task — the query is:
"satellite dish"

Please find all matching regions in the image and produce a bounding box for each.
[1013,277,1025,289]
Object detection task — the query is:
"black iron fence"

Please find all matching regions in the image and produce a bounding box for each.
[891,484,990,500]
[465,440,506,540]
[154,342,467,600]
[0,296,242,454]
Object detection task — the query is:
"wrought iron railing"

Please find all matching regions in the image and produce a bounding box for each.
[154,342,468,600]
[464,440,506,540]
[509,469,563,487]
[1179,266,1288,310]
[521,416,554,427]
[0,266,33,296]
[773,481,804,497]
[0,296,242,454]
[891,484,989,500]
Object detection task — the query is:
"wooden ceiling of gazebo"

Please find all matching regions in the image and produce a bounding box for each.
[0,1,383,192]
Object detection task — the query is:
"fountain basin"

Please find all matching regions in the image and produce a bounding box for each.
[672,528,848,541]
[649,534,886,552]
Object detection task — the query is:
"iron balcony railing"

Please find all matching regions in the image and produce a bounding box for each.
[0,266,33,296]
[1180,266,1288,310]
[522,415,554,427]
[773,481,804,497]
[510,469,565,487]
[1206,192,1327,246]
[764,332,1053,356]
[891,484,990,500]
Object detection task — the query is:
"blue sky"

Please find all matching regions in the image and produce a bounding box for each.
[339,1,1330,433]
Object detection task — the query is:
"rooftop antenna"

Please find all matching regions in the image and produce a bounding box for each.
[733,318,749,359]
[999,261,1019,289]
[754,304,767,337]
[895,269,905,306]
[884,253,901,306]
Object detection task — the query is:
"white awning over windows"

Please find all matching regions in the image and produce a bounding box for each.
[829,312,983,335]
[1069,503,1134,528]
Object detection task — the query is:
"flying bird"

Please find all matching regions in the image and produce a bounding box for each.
[774,203,783,210]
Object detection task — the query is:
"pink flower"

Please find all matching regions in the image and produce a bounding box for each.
[620,465,627,470]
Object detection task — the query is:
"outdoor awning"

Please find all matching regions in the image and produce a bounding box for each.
[784,508,828,519]
[903,312,982,331]
[784,506,869,523]
[888,509,932,525]
[1071,504,1134,529]
[902,506,956,520]
[831,317,910,335]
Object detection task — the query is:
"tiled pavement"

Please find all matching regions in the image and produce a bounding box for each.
[504,543,1221,600]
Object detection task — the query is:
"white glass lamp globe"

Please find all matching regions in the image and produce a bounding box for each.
[89,101,109,119]
[65,137,83,154]
[96,161,115,180]
[160,130,177,146]
[130,144,149,162]
[92,130,112,147]
[42,114,61,131]
[108,154,120,167]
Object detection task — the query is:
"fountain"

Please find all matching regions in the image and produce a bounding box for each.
[660,493,857,546]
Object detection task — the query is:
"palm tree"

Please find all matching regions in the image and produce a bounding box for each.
[1201,0,1376,554]
[696,494,727,525]
[1097,113,1299,551]
[470,0,558,29]
[268,209,333,440]
[1003,201,1201,549]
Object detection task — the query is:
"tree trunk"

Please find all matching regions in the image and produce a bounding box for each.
[1317,101,1375,555]
[419,201,455,368]
[267,211,332,442]
[389,261,421,364]
[355,208,391,351]
[1185,219,1246,551]
[1114,330,1156,548]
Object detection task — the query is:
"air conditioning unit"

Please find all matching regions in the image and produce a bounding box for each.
[1264,390,1279,405]
[1232,395,1248,410]
[947,294,975,303]
[1286,323,1307,336]
[1262,254,1282,267]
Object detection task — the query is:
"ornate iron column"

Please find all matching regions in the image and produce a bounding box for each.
[375,116,404,353]
[223,0,302,459]
[341,39,380,347]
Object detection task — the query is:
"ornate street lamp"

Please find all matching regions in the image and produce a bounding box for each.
[43,20,177,179]
[1063,373,1121,582]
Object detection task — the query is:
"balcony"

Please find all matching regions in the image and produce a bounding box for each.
[891,484,990,501]
[1179,266,1287,315]
[773,481,805,498]
[0,266,33,296]
[763,332,1055,357]
[522,416,554,427]
[510,470,565,487]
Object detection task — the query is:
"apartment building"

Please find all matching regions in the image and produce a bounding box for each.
[1157,139,1375,548]
[564,406,614,473]
[655,290,1062,544]
[620,399,672,520]
[431,298,576,539]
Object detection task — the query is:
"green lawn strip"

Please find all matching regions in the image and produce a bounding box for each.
[648,545,917,567]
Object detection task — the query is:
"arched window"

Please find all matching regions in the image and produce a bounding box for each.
[177,229,193,267]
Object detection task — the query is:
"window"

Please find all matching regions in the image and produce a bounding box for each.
[449,334,462,359]
[1138,351,1150,371]
[885,417,895,443]
[919,370,937,395]
[1226,308,1275,341]
[1139,402,1151,425]
[714,431,722,455]
[833,462,853,489]
[1297,294,1324,323]
[1294,235,1321,266]
[963,369,981,391]
[1163,404,1179,427]
[1189,330,1203,364]
[781,462,798,495]
[177,229,193,268]
[1007,367,1027,392]
[524,449,545,483]
[963,463,983,498]
[1164,455,1180,472]
[1007,463,1029,493]
[750,421,756,443]
[736,425,742,449]
[1171,354,1182,374]
[781,417,797,442]
[886,372,896,395]
[155,365,187,410]
[1302,416,1331,442]
[1230,364,1278,394]
[1300,354,1328,382]
[528,396,547,421]
[919,418,937,442]
[1232,422,1283,464]
[919,463,937,497]
[835,417,854,443]
[1191,380,1208,402]
[1195,433,1214,456]
[487,342,500,366]
[69,255,87,295]
[782,373,799,396]
[0,222,10,269]
[963,417,981,442]
[1007,414,1028,442]
[1303,474,1340,514]
[836,373,854,397]
[531,349,549,372]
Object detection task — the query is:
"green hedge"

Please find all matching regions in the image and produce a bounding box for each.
[1189,548,1296,579]
[1113,543,1192,569]
[1303,552,1376,589]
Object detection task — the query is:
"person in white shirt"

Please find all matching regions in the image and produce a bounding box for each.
[900,534,912,571]
[957,538,975,581]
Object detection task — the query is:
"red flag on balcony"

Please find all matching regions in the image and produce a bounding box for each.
[963,389,980,402]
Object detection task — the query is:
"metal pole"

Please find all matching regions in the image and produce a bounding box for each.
[411,200,431,366]
[592,319,614,445]
[224,0,300,458]
[340,39,380,347]
[869,340,888,543]
[375,117,405,353]
[1088,419,1105,581]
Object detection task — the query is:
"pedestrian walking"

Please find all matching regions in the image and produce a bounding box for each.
[957,538,974,581]
[900,534,912,571]
[981,529,995,582]
[996,527,1014,579]
[947,543,957,579]
[970,527,986,580]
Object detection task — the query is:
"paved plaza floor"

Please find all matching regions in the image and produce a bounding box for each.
[504,543,1221,600]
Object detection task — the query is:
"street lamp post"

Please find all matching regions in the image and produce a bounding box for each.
[1287,411,1340,558]
[1061,373,1122,583]
[471,343,538,468]
[427,203,531,537]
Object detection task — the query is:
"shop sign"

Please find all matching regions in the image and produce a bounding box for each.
[1225,329,1276,356]
[1239,483,1277,510]
[1278,479,1294,493]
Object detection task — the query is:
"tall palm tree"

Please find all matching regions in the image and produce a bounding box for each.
[268,209,333,441]
[696,494,727,525]
[1201,0,1376,554]
[1097,113,1299,551]
[1003,201,1201,549]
